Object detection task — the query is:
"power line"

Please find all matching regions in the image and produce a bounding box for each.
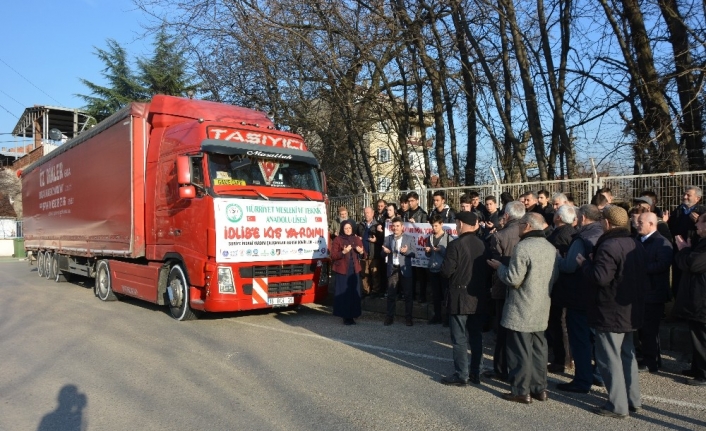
[0,101,19,119]
[0,89,26,108]
[0,57,63,106]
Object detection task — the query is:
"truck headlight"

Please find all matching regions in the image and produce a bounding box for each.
[217,267,235,293]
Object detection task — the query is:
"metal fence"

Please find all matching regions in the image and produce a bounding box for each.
[330,170,706,221]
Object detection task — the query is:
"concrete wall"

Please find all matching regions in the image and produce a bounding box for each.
[0,239,14,256]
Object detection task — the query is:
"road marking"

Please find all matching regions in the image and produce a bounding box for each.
[234,320,706,411]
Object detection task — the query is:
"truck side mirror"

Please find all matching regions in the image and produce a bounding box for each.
[176,155,191,185]
[179,186,196,199]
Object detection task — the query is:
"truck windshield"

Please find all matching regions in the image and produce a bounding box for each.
[207,153,322,192]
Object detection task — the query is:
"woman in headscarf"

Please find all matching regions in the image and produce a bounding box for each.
[331,220,366,325]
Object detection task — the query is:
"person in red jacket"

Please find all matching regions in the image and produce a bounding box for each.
[331,220,365,325]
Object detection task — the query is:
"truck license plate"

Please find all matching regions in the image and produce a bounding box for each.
[268,297,294,307]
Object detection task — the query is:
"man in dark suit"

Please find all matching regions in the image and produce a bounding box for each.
[381,217,416,326]
[439,212,489,386]
[636,212,673,373]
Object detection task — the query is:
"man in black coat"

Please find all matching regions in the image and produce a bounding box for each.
[545,204,577,373]
[439,211,489,386]
[674,213,706,386]
[668,186,706,297]
[636,212,673,373]
[578,206,647,419]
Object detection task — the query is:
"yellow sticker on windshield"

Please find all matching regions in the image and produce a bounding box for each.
[213,179,247,186]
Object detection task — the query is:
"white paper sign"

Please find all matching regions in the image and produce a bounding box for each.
[384,222,458,267]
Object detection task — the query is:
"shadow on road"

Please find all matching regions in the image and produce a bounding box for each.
[37,384,87,431]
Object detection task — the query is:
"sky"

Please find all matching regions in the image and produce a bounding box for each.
[0,0,151,151]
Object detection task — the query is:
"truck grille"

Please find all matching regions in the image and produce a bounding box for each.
[239,263,314,278]
[242,280,313,295]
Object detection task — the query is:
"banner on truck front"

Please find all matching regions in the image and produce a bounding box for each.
[215,198,329,263]
[384,222,458,268]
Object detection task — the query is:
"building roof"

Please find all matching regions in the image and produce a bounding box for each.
[12,105,93,139]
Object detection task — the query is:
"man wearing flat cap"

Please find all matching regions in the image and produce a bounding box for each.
[439,211,489,386]
[577,205,648,418]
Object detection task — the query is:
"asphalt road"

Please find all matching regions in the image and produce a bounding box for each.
[1,259,705,431]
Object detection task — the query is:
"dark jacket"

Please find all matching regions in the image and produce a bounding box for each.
[640,231,673,304]
[425,232,452,273]
[582,228,647,333]
[673,237,706,323]
[440,231,489,315]
[383,234,416,277]
[356,219,383,259]
[555,222,604,310]
[668,203,706,243]
[489,218,522,299]
[331,235,365,275]
[429,205,456,223]
[405,206,428,223]
[547,224,576,257]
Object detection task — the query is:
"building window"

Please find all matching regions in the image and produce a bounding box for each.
[377,148,391,163]
[378,177,392,192]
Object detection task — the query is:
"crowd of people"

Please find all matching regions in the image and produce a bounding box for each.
[328,186,706,418]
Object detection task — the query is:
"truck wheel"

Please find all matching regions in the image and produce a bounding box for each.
[95,260,117,301]
[37,251,46,277]
[166,264,197,321]
[52,254,66,282]
[45,252,55,280]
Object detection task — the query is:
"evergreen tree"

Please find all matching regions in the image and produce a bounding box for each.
[78,31,196,123]
[78,39,147,122]
[137,29,197,97]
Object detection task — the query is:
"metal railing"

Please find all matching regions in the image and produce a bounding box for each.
[330,170,706,221]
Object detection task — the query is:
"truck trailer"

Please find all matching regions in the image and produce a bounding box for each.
[21,95,330,320]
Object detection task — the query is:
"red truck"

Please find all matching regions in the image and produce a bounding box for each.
[21,95,330,320]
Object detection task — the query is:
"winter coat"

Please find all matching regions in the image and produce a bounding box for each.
[668,204,706,243]
[440,232,489,315]
[331,235,365,275]
[489,218,522,299]
[356,219,383,259]
[673,237,706,323]
[497,231,559,333]
[640,231,673,304]
[405,206,428,223]
[582,228,647,333]
[555,222,604,310]
[429,205,456,223]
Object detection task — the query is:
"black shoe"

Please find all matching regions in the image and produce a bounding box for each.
[531,390,548,401]
[405,318,413,326]
[685,378,706,386]
[469,374,481,385]
[592,407,627,419]
[556,383,590,394]
[637,364,648,373]
[547,363,565,373]
[383,317,393,326]
[502,393,532,404]
[440,374,469,386]
[681,369,697,378]
[343,318,355,326]
[482,370,508,382]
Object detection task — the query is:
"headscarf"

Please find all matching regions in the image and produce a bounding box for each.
[338,220,356,247]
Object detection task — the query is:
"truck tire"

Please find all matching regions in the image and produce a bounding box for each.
[166,264,197,321]
[95,260,117,301]
[37,251,46,278]
[45,252,55,280]
[52,254,67,282]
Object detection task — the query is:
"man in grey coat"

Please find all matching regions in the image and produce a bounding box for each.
[488,213,559,404]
